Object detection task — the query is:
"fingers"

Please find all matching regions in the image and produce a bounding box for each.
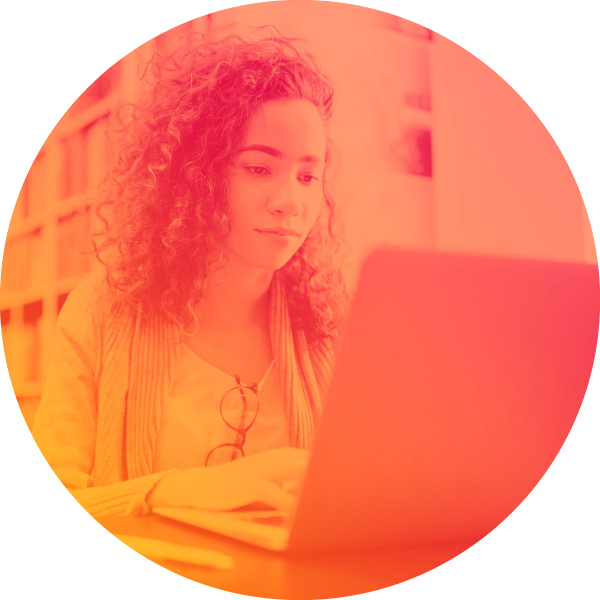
[188,449,310,512]
[249,448,310,481]
[257,480,299,511]
[280,479,302,496]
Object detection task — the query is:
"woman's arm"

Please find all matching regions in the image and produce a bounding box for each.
[147,448,309,512]
[32,278,177,518]
[32,279,306,517]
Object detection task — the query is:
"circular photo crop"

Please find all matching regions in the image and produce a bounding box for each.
[1,2,598,598]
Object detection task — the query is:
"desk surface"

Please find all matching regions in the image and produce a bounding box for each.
[98,514,471,598]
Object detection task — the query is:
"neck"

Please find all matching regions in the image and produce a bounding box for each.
[199,254,274,328]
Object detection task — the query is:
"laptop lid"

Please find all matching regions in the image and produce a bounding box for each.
[288,248,599,552]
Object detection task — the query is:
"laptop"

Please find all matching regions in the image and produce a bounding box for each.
[154,248,599,552]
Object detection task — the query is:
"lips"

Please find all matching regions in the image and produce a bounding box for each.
[256,226,301,236]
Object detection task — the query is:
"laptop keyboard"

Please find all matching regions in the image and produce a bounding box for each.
[230,510,294,529]
[250,515,293,528]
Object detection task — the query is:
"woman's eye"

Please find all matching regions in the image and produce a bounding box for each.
[298,174,319,184]
[245,166,270,176]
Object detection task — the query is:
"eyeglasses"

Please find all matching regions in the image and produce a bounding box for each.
[205,374,260,467]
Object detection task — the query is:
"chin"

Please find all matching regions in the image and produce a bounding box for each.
[226,235,305,272]
[258,253,297,272]
[241,247,300,272]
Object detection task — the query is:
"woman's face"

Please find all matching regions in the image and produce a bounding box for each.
[225,98,327,272]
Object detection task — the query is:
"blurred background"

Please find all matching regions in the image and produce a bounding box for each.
[1,1,596,429]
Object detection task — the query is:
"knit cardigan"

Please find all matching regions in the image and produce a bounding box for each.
[32,271,335,519]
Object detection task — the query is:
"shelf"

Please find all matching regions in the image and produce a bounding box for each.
[0,288,44,313]
[57,193,93,218]
[5,194,95,240]
[1,278,89,306]
[1,54,133,412]
[0,276,86,312]
[6,214,43,241]
[53,90,119,141]
[12,380,44,400]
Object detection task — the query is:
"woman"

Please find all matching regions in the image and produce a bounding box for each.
[33,31,347,519]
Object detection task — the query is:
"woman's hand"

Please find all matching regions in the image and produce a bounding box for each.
[147,448,309,512]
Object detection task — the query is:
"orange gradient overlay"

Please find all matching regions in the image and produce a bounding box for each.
[0,2,598,599]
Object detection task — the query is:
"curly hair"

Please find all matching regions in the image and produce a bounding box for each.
[95,29,347,345]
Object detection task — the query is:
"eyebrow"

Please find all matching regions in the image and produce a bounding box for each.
[237,144,324,163]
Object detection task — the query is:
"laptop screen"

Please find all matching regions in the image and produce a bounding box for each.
[290,249,599,552]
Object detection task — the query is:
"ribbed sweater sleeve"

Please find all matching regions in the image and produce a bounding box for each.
[68,471,177,519]
[32,278,176,518]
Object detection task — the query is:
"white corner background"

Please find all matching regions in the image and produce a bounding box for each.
[1,1,598,598]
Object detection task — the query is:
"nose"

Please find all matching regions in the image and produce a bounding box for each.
[267,176,303,217]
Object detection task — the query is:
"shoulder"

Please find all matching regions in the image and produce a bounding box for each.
[56,270,116,352]
[62,270,110,315]
[60,271,177,357]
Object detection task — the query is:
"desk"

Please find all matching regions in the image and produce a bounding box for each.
[98,514,471,598]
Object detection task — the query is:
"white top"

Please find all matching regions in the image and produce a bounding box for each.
[153,343,290,472]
